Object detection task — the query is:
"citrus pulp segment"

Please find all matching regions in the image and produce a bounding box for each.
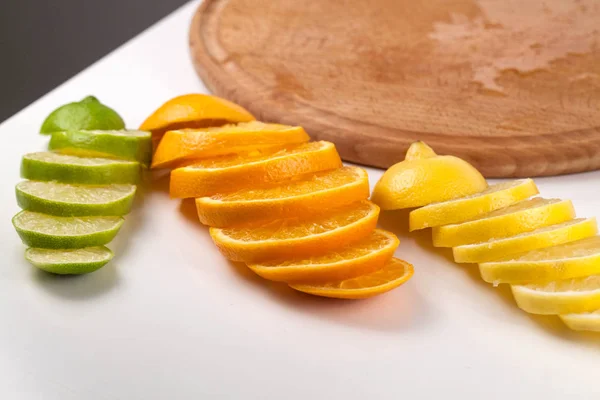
[409,179,538,231]
[49,129,152,166]
[25,246,113,275]
[511,275,600,315]
[139,93,255,141]
[195,166,369,227]
[16,181,136,216]
[12,211,123,249]
[151,121,310,169]
[289,257,414,299]
[209,200,379,262]
[248,229,399,283]
[479,236,600,284]
[432,198,575,247]
[170,141,342,198]
[452,218,597,263]
[560,311,600,332]
[21,152,140,184]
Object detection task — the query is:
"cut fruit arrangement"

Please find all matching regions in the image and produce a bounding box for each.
[371,141,600,332]
[141,94,414,299]
[12,96,150,274]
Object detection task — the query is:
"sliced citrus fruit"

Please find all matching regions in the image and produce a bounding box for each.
[371,141,487,210]
[248,229,399,283]
[511,275,600,315]
[21,152,140,185]
[432,198,575,247]
[196,166,369,227]
[139,93,255,142]
[209,200,379,262]
[49,130,152,166]
[152,121,310,169]
[560,311,600,332]
[25,246,113,275]
[289,257,414,299]
[479,236,600,284]
[16,181,136,217]
[12,211,123,249]
[453,218,597,263]
[409,179,538,231]
[40,96,124,134]
[170,141,342,198]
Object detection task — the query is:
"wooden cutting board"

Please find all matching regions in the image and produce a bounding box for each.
[189,0,600,177]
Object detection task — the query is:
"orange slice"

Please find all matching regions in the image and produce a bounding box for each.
[170,141,342,198]
[140,93,254,134]
[195,166,369,227]
[248,229,399,283]
[289,257,414,299]
[151,121,310,169]
[209,200,379,262]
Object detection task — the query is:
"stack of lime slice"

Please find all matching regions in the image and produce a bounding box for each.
[12,98,151,275]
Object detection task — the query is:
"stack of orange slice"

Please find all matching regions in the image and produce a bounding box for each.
[141,94,413,299]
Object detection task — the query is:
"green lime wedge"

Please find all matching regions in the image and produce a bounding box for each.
[12,211,123,249]
[25,246,114,274]
[49,130,152,166]
[21,152,140,184]
[16,181,136,216]
[40,96,125,135]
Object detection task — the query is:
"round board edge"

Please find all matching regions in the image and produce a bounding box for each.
[188,0,600,178]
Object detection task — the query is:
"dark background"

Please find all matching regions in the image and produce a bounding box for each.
[0,0,189,123]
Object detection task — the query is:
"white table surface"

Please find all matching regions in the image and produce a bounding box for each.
[1,1,599,399]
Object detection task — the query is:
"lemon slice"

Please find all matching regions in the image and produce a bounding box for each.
[479,236,600,284]
[560,310,600,332]
[511,274,600,315]
[409,179,538,231]
[25,246,113,275]
[432,198,575,247]
[453,218,597,263]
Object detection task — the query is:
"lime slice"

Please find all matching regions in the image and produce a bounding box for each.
[49,130,152,166]
[40,96,125,134]
[12,211,123,248]
[25,246,113,275]
[16,181,136,216]
[21,152,140,184]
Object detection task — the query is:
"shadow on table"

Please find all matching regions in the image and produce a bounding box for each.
[28,170,163,300]
[378,209,600,348]
[223,254,432,334]
[31,262,119,300]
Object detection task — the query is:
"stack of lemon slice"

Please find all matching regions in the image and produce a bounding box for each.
[140,94,413,299]
[372,142,600,332]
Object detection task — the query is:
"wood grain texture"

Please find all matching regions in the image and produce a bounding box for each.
[189,0,600,177]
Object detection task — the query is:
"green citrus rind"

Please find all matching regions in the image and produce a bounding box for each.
[16,181,136,216]
[21,152,140,184]
[49,129,152,166]
[12,211,123,249]
[40,96,125,134]
[25,246,113,274]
